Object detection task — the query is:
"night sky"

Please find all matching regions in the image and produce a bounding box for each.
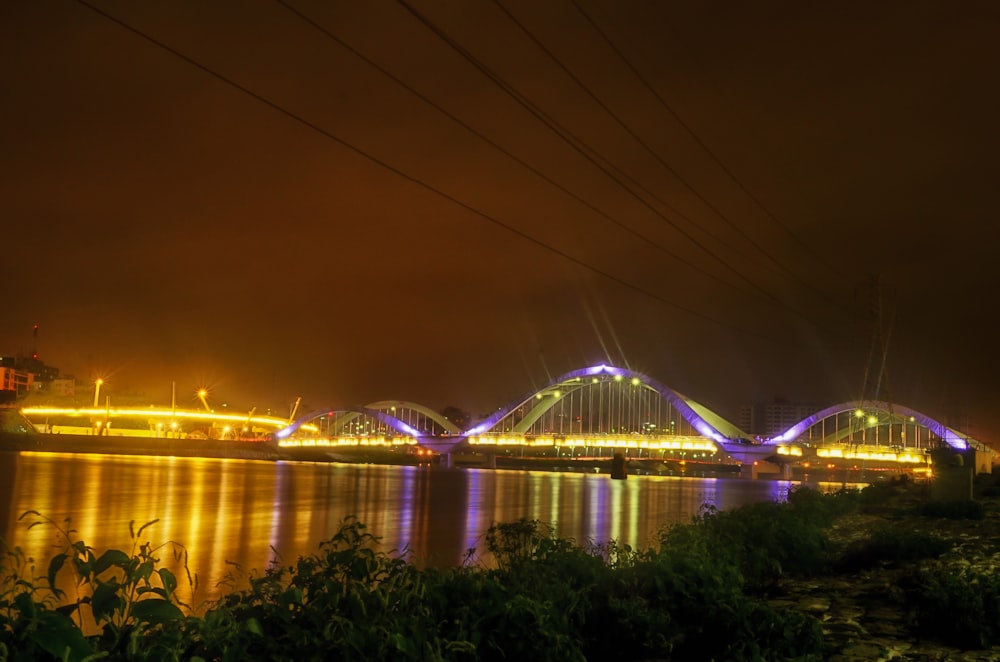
[2,1,997,441]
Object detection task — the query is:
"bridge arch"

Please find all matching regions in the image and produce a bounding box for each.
[363,401,461,435]
[278,400,453,439]
[770,401,979,451]
[465,364,749,443]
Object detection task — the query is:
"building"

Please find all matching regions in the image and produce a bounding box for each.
[0,365,34,401]
[0,355,60,401]
[50,378,77,397]
[739,399,819,439]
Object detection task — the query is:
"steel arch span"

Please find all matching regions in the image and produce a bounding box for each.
[464,364,750,443]
[277,400,453,439]
[770,401,980,451]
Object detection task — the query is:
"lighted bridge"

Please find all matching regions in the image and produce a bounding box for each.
[275,364,987,468]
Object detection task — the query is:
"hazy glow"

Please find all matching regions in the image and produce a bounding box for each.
[22,405,299,431]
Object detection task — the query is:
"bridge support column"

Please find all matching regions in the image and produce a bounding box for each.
[441,453,454,468]
[741,460,785,480]
[484,454,496,469]
[930,449,973,501]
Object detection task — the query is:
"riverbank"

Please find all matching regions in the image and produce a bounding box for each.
[5,473,1000,659]
[0,430,281,461]
[777,476,1000,660]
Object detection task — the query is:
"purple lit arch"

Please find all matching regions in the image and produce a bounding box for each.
[464,364,750,443]
[770,401,975,451]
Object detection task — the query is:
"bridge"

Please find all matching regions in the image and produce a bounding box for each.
[273,364,989,473]
[19,404,299,439]
[14,363,987,473]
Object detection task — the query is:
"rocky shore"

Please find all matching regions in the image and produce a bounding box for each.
[773,479,1000,661]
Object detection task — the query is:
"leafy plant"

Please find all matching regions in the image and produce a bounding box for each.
[1,511,193,660]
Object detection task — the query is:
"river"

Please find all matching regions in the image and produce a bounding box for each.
[0,451,857,607]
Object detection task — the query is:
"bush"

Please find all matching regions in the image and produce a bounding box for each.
[0,507,850,660]
[907,565,1000,649]
[837,527,952,571]
[657,486,854,591]
[0,512,192,661]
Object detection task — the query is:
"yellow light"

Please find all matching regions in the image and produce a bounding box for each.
[631,378,640,385]
[855,409,865,418]
[23,406,293,430]
[868,416,878,426]
[614,374,623,382]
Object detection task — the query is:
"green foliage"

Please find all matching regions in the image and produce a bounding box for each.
[906,565,1000,649]
[658,486,854,591]
[0,511,192,660]
[180,515,468,660]
[0,545,92,662]
[858,479,913,509]
[838,527,953,571]
[13,488,992,660]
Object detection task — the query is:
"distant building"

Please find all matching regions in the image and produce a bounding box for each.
[50,378,76,397]
[1,365,34,400]
[740,399,819,439]
[0,355,60,400]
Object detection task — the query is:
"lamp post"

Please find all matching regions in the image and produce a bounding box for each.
[93,379,104,408]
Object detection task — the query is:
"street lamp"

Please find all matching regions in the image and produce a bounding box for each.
[197,388,211,412]
[93,379,104,408]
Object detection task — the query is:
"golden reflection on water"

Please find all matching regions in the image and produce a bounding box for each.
[1,452,852,607]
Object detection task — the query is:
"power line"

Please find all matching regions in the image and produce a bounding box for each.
[72,0,782,344]
[569,0,846,288]
[396,0,827,326]
[276,0,738,293]
[493,0,827,302]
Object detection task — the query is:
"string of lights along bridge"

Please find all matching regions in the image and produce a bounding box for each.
[22,365,985,469]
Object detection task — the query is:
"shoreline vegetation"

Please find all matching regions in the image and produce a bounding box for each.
[5,476,1000,660]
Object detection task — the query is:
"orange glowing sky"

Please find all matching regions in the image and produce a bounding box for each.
[2,1,998,440]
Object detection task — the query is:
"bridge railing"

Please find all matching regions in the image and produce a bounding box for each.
[466,433,718,452]
[276,435,418,448]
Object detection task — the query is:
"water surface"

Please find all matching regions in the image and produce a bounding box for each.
[0,451,853,606]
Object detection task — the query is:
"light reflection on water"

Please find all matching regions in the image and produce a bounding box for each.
[0,452,857,606]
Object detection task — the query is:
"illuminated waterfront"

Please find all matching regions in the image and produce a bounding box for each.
[0,451,857,607]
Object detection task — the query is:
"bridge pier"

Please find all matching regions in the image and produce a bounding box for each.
[740,460,790,480]
[930,448,973,502]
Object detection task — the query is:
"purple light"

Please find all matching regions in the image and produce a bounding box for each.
[773,401,971,450]
[393,420,423,438]
[583,364,622,376]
